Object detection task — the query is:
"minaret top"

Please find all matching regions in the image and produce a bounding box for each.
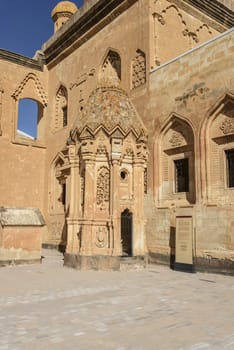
[51,1,78,33]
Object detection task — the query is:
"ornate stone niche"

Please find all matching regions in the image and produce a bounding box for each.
[50,150,70,215]
[62,86,148,267]
[159,115,195,205]
[54,85,68,131]
[202,93,234,202]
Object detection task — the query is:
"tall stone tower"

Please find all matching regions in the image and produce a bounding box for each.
[51,1,78,33]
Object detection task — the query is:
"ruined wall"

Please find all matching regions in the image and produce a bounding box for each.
[146,29,234,272]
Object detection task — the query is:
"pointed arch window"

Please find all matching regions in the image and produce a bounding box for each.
[100,50,121,86]
[55,86,68,130]
[226,149,234,188]
[159,116,195,204]
[17,98,44,140]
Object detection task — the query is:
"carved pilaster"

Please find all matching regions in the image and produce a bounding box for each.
[80,155,96,255]
[66,144,80,254]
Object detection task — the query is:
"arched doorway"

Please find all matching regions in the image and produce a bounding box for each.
[121,209,133,256]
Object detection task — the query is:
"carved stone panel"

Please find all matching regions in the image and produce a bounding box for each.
[95,226,108,248]
[220,119,234,135]
[96,167,110,211]
[132,50,146,89]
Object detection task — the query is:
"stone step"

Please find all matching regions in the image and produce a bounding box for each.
[119,256,147,271]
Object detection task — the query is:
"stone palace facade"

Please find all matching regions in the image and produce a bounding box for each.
[0,0,233,273]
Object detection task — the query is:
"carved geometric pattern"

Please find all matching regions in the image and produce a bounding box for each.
[96,167,110,211]
[220,119,234,135]
[132,49,146,89]
[54,85,68,130]
[169,132,184,147]
[12,72,48,106]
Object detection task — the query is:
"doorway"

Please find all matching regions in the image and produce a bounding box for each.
[121,209,133,256]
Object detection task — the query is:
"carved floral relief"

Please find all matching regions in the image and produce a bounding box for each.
[96,167,110,211]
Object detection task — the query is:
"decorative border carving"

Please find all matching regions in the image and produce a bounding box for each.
[12,72,48,106]
[54,85,68,130]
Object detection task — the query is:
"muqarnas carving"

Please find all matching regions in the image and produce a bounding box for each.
[96,167,110,211]
[132,50,146,89]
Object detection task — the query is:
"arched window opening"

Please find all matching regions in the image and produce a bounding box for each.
[159,116,195,204]
[205,94,234,200]
[17,98,43,139]
[55,86,68,130]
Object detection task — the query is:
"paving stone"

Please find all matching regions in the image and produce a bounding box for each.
[0,250,233,350]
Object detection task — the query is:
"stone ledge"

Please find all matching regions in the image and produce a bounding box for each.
[183,0,234,28]
[64,254,147,271]
[64,254,120,271]
[0,258,41,267]
[42,0,138,66]
[0,207,45,226]
[0,49,43,71]
[148,252,234,275]
[195,256,234,276]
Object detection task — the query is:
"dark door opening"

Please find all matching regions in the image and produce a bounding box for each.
[121,209,133,256]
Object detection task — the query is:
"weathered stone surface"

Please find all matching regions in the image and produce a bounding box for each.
[0,207,45,226]
[0,0,233,270]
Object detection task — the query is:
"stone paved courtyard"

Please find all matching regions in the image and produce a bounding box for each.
[0,250,234,350]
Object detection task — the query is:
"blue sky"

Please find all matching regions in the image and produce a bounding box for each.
[0,0,83,57]
[0,0,83,137]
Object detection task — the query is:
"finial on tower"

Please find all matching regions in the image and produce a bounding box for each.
[51,1,78,33]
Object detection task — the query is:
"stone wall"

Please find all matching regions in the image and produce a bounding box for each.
[146,29,234,273]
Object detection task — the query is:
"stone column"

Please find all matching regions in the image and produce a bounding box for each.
[133,158,146,256]
[110,159,121,256]
[79,137,96,256]
[132,135,148,256]
[110,135,123,256]
[66,144,80,254]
